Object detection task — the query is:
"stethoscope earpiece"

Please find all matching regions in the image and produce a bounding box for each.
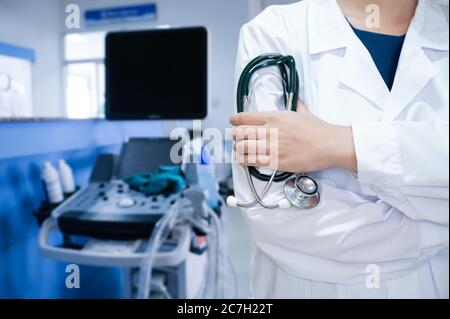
[226,196,239,208]
[277,198,293,209]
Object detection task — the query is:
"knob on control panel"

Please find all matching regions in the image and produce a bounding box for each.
[117,198,136,208]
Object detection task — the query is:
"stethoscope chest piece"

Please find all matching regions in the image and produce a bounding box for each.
[284,175,320,209]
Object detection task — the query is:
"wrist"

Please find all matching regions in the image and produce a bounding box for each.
[329,125,358,172]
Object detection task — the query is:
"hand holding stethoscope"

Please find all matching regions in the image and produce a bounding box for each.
[227,54,321,210]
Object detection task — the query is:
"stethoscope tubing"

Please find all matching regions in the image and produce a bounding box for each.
[232,53,320,210]
[236,54,299,184]
[237,169,280,209]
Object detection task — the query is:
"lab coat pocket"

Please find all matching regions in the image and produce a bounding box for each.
[242,178,425,266]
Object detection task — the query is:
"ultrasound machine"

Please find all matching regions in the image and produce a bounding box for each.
[38,27,232,299]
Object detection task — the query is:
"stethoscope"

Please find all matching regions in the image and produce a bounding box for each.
[227,54,320,210]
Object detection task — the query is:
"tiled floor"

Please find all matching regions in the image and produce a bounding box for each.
[223,206,251,299]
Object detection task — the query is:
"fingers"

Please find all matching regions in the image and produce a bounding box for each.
[230,112,279,126]
[230,101,308,125]
[234,139,277,169]
[236,154,272,167]
[234,140,270,155]
[232,125,272,141]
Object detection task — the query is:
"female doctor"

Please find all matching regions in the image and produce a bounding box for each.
[231,0,449,298]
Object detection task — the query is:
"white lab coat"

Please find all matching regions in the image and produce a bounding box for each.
[232,0,449,299]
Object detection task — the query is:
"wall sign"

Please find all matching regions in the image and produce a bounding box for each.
[85,3,157,26]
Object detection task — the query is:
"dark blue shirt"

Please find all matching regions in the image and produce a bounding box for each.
[350,25,406,91]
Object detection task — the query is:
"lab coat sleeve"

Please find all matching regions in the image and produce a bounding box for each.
[232,7,448,279]
[352,120,450,226]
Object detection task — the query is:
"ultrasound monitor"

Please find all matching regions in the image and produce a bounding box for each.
[115,138,182,178]
[105,27,207,120]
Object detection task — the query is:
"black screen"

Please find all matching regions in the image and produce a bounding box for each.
[105,27,207,120]
[115,138,182,178]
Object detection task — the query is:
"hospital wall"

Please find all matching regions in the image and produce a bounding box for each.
[0,0,63,118]
[0,0,294,125]
[59,0,248,130]
[0,0,258,125]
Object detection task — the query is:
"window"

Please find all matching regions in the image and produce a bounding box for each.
[64,32,106,119]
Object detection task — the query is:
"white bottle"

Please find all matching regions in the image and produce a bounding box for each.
[42,161,64,204]
[197,163,220,209]
[58,159,76,194]
[197,148,220,209]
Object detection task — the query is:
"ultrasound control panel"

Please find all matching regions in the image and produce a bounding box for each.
[52,181,182,240]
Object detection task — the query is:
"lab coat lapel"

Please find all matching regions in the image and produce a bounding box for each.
[383,0,447,121]
[308,0,389,110]
[384,30,438,121]
[338,36,390,110]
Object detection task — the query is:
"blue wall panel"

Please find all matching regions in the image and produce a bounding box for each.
[0,145,124,298]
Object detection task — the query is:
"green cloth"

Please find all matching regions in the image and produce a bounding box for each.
[124,165,186,196]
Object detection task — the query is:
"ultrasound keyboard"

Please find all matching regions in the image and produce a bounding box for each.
[52,180,182,240]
